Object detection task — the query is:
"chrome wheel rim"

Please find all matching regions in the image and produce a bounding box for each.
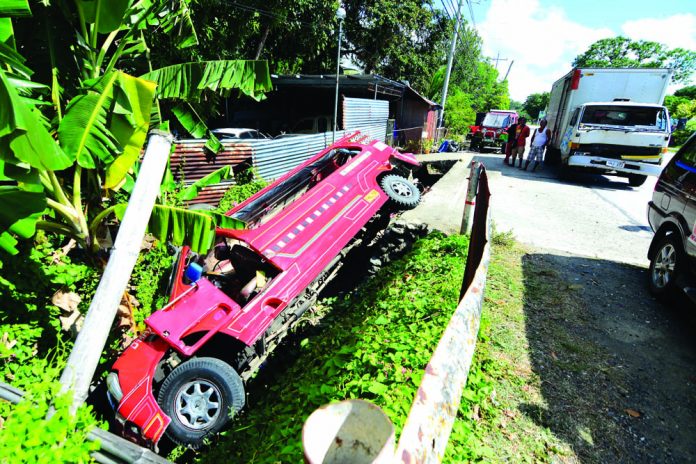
[390,179,413,198]
[174,379,222,430]
[652,243,676,289]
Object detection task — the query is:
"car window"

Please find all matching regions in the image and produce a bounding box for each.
[240,131,253,139]
[676,137,696,166]
[569,108,580,126]
[580,105,665,128]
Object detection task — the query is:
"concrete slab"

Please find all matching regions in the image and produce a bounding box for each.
[402,153,475,235]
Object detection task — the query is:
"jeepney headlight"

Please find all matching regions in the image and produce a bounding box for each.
[106,372,123,403]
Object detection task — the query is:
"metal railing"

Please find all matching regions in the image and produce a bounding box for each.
[394,163,491,462]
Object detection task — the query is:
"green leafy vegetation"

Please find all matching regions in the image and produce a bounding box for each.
[216,169,268,213]
[193,233,471,462]
[0,361,101,464]
[523,92,550,120]
[573,37,696,84]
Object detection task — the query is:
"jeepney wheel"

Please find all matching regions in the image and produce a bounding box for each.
[380,174,421,210]
[628,174,647,187]
[158,357,245,447]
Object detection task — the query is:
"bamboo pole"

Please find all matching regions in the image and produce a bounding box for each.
[58,131,173,413]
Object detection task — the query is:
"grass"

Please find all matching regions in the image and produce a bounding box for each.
[462,234,628,463]
[176,231,621,463]
[191,233,470,463]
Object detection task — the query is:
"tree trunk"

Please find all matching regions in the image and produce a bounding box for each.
[254,23,271,60]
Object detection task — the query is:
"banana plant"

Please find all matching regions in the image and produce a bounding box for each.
[0,1,272,255]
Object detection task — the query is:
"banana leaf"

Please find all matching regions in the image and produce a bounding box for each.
[58,72,120,168]
[0,68,72,171]
[59,71,155,178]
[141,60,272,102]
[0,186,46,255]
[177,165,232,202]
[76,0,130,34]
[105,72,156,188]
[0,0,31,17]
[172,103,207,138]
[171,102,223,154]
[113,203,245,254]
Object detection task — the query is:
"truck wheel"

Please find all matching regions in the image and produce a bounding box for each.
[648,234,683,297]
[545,147,561,166]
[380,175,421,210]
[628,174,647,187]
[158,357,245,448]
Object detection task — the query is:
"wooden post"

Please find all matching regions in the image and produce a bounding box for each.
[58,131,173,413]
[460,161,480,235]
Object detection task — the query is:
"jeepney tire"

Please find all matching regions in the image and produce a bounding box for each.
[158,357,245,448]
[628,174,647,187]
[380,174,421,210]
[648,234,683,298]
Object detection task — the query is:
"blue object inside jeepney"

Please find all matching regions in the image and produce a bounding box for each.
[185,262,204,283]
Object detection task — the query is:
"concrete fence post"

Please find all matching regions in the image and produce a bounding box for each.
[58,131,173,413]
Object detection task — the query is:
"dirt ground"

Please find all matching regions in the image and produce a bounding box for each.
[521,250,696,463]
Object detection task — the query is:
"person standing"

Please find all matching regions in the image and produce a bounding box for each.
[523,119,551,171]
[511,117,530,167]
[503,121,518,165]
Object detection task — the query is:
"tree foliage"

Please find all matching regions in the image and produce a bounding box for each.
[674,85,696,99]
[1,1,271,254]
[573,36,696,84]
[523,92,550,120]
[343,0,450,92]
[428,21,510,134]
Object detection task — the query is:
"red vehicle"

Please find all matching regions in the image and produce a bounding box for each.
[106,134,421,448]
[468,110,518,152]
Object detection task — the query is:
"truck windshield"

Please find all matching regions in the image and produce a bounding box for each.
[580,105,668,130]
[482,113,512,128]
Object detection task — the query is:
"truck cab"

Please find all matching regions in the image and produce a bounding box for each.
[546,67,674,187]
[560,100,671,186]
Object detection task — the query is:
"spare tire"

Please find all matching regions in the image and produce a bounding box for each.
[380,174,421,210]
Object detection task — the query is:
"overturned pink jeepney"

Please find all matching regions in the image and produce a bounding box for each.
[106,134,421,447]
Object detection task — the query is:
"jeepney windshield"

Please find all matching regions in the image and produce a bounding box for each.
[580,105,668,131]
[482,113,512,128]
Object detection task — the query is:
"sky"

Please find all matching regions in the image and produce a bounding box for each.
[453,0,696,101]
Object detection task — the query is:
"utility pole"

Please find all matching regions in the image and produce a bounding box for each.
[439,0,464,128]
[490,52,508,71]
[502,60,514,82]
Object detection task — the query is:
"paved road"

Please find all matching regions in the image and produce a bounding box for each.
[475,151,659,267]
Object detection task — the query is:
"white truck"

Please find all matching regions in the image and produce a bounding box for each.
[546,68,673,186]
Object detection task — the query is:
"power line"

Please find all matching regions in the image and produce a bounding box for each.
[466,0,476,28]
[229,1,316,27]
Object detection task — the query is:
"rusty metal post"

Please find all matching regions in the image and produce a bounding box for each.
[460,160,481,235]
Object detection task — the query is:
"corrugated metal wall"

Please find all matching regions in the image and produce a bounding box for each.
[343,97,389,129]
[172,97,389,206]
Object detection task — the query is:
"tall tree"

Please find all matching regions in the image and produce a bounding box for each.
[573,37,696,84]
[523,92,550,119]
[342,0,450,92]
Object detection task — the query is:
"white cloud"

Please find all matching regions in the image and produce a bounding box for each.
[475,0,613,101]
[621,14,696,51]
